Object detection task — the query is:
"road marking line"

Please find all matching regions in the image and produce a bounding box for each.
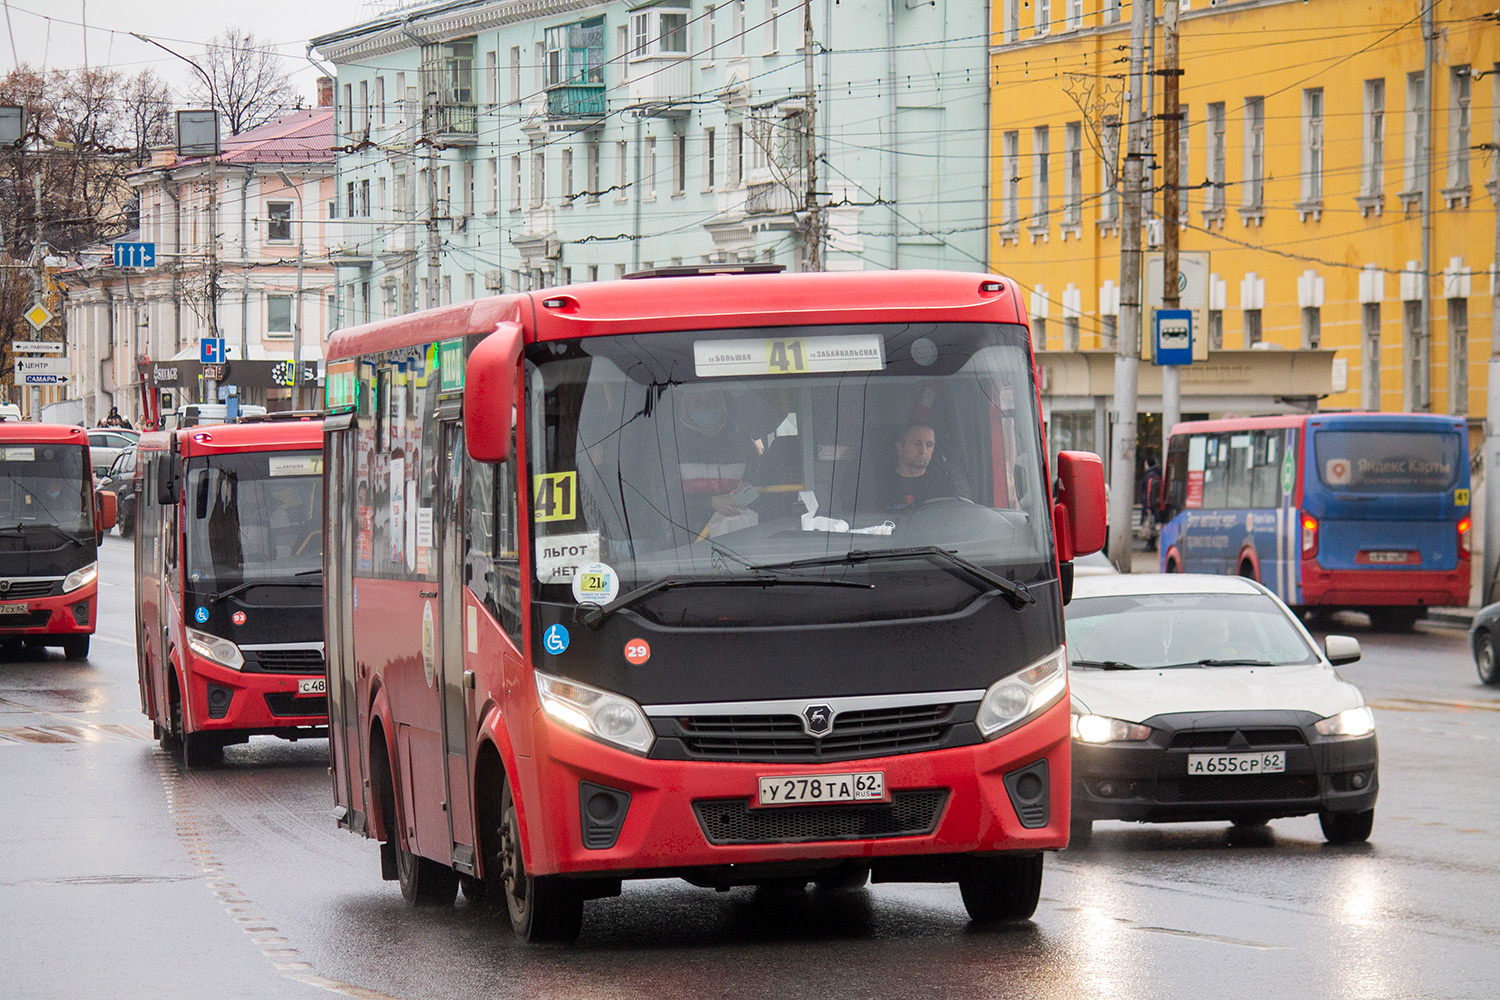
[1133,925,1290,950]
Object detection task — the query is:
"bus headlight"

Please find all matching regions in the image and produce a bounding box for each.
[536,670,654,754]
[62,562,98,593]
[1315,706,1375,738]
[186,628,244,670]
[976,645,1068,739]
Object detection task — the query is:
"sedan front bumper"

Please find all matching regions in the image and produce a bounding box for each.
[1072,709,1377,825]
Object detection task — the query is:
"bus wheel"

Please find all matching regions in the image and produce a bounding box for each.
[61,635,89,660]
[1370,608,1423,632]
[181,731,222,769]
[812,864,870,891]
[1237,561,1257,581]
[159,680,183,754]
[499,779,583,943]
[395,838,459,907]
[958,853,1043,923]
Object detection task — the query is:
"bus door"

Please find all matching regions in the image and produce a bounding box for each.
[324,422,364,831]
[135,453,161,718]
[436,417,478,872]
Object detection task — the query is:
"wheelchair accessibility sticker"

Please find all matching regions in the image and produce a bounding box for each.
[543,623,570,655]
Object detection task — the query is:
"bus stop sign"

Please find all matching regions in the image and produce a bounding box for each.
[1155,310,1193,366]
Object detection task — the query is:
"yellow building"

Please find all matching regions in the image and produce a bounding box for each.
[989,0,1497,430]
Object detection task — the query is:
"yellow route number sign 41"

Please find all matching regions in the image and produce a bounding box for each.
[533,472,578,522]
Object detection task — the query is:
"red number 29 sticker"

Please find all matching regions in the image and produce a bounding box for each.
[624,639,651,665]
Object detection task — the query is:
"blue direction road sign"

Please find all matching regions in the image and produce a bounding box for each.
[1155,309,1194,366]
[113,242,156,268]
[200,337,226,364]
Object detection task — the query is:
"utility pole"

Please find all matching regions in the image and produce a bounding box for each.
[1160,0,1183,459]
[1417,0,1435,412]
[29,175,43,420]
[425,141,440,309]
[1484,87,1500,605]
[1107,0,1152,572]
[803,0,821,271]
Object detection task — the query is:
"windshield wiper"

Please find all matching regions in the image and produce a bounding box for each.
[752,545,1034,610]
[0,522,85,545]
[1070,659,1141,670]
[209,578,322,604]
[1158,658,1278,669]
[583,572,872,628]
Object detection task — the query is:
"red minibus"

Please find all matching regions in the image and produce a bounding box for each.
[322,268,1105,941]
[0,422,115,659]
[134,417,327,767]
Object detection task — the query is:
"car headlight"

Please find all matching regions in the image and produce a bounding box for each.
[535,670,654,755]
[62,562,98,594]
[1315,706,1375,738]
[976,645,1068,739]
[186,628,244,670]
[1071,713,1153,744]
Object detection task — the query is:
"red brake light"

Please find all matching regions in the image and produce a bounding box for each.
[1301,514,1319,558]
[1458,517,1472,555]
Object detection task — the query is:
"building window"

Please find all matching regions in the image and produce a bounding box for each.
[1065,0,1082,32]
[561,148,574,206]
[485,51,496,104]
[1243,309,1262,347]
[531,144,546,207]
[358,80,369,134]
[587,140,601,203]
[342,84,353,138]
[1208,310,1223,350]
[1099,117,1119,223]
[1064,316,1080,352]
[1206,102,1226,215]
[1447,66,1471,193]
[704,127,716,189]
[1362,303,1381,410]
[1176,105,1190,222]
[375,77,385,128]
[1035,0,1051,38]
[1403,71,1426,198]
[1403,299,1424,411]
[705,5,718,61]
[1104,0,1120,25]
[1362,80,1385,200]
[462,161,474,217]
[1302,307,1321,349]
[1063,121,1082,226]
[644,136,657,199]
[1002,130,1020,229]
[1030,125,1050,234]
[510,154,522,210]
[1242,96,1265,212]
[631,7,689,59]
[1300,88,1324,207]
[486,157,497,212]
[267,295,293,335]
[730,124,744,186]
[673,133,686,196]
[765,0,779,53]
[732,0,745,57]
[1003,0,1019,44]
[266,201,292,242]
[616,140,629,199]
[509,47,521,105]
[1449,297,1469,414]
[545,17,605,100]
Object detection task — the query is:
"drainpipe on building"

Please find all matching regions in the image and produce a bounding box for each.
[241,167,253,361]
[164,174,183,355]
[1419,0,1435,412]
[1485,79,1500,606]
[632,115,642,272]
[99,283,116,423]
[887,0,898,268]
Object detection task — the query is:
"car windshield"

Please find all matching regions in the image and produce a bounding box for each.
[526,322,1051,624]
[1065,591,1319,668]
[0,443,92,534]
[183,450,323,594]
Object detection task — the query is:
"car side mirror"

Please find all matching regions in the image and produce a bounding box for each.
[1324,634,1361,666]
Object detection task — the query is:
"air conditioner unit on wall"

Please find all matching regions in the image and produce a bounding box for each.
[484,269,504,290]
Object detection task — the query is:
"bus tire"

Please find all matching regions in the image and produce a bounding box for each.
[61,635,89,660]
[160,675,183,753]
[499,779,583,943]
[181,731,222,769]
[1476,631,1499,686]
[1237,560,1257,581]
[958,853,1043,923]
[812,864,870,891]
[1370,608,1423,632]
[395,838,459,907]
[1068,817,1093,849]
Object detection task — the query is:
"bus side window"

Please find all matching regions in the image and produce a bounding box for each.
[465,434,522,647]
[1250,431,1280,507]
[1165,436,1189,513]
[1225,434,1253,509]
[1200,434,1229,509]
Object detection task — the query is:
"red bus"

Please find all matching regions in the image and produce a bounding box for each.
[0,422,116,660]
[322,268,1105,940]
[134,417,327,767]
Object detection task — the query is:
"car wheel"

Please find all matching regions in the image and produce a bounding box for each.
[1320,808,1374,845]
[812,865,870,890]
[958,853,1043,923]
[1230,816,1270,829]
[1476,631,1499,686]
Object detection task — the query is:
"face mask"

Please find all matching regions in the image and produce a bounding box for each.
[685,401,723,431]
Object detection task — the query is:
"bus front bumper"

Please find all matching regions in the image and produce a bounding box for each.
[515,695,1071,879]
[184,655,327,738]
[0,586,97,637]
[1299,560,1470,608]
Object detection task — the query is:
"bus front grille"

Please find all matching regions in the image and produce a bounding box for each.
[668,703,960,762]
[248,648,326,674]
[263,694,328,718]
[693,789,948,845]
[0,580,58,600]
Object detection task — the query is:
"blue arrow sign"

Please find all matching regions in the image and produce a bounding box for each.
[112,242,156,269]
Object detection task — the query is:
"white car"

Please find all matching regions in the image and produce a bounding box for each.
[1064,573,1377,846]
[86,428,140,480]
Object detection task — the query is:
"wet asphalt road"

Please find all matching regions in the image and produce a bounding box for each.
[3,536,1498,1000]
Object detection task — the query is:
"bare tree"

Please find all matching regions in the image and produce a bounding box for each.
[187,29,302,136]
[121,69,175,166]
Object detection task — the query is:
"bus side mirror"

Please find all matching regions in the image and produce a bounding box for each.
[1054,450,1107,561]
[464,322,524,463]
[157,465,177,506]
[95,490,117,531]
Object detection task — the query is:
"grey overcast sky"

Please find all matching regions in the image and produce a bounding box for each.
[0,0,384,100]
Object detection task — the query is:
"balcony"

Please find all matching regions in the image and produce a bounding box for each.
[329,220,375,266]
[627,58,692,117]
[745,180,801,226]
[428,104,478,145]
[545,84,606,128]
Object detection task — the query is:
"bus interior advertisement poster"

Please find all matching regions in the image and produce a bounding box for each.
[416,507,434,576]
[1186,435,1206,508]
[326,359,358,412]
[439,338,465,393]
[1313,430,1461,493]
[389,457,405,564]
[405,480,419,573]
[693,334,886,378]
[357,506,374,570]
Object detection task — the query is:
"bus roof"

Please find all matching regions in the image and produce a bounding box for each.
[137,418,323,456]
[1169,411,1467,438]
[327,270,1028,361]
[0,422,87,444]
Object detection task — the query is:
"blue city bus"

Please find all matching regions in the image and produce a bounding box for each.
[1158,412,1470,629]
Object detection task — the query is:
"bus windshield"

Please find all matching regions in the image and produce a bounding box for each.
[526,322,1050,621]
[184,451,323,593]
[1313,430,1462,493]
[0,443,92,535]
